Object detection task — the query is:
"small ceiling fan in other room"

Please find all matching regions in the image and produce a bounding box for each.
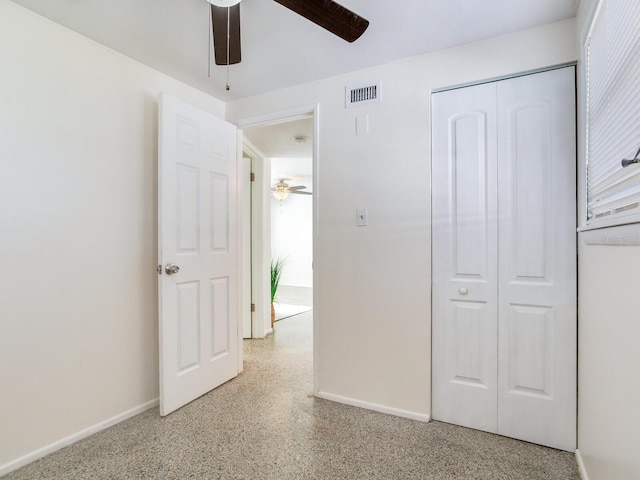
[206,0,370,67]
[272,179,312,200]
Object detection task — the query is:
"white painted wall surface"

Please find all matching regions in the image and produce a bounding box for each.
[0,1,225,472]
[575,1,640,478]
[270,158,313,288]
[271,193,313,288]
[577,240,640,479]
[227,19,577,418]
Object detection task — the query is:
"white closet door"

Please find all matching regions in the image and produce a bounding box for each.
[432,82,499,433]
[432,67,576,451]
[496,67,576,451]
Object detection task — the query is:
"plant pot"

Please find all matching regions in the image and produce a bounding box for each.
[271,303,275,329]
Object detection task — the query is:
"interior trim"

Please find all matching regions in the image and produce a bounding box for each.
[0,398,159,477]
[315,391,430,423]
[575,449,590,480]
[579,223,640,246]
[431,61,577,94]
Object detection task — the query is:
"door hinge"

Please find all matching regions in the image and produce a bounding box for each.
[251,303,256,312]
[157,265,162,275]
[250,172,255,182]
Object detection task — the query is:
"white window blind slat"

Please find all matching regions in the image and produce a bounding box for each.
[588,59,640,185]
[588,74,640,185]
[585,0,640,226]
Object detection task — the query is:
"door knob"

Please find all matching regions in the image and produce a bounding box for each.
[165,263,180,275]
[459,287,468,295]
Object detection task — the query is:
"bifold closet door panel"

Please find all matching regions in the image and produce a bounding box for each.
[496,67,577,451]
[431,82,499,433]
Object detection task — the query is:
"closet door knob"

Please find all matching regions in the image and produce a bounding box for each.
[459,287,468,295]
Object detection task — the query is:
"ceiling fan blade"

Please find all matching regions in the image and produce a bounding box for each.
[291,191,313,195]
[273,0,369,43]
[288,186,307,191]
[211,4,241,65]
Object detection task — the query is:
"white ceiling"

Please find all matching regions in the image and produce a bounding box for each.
[270,157,313,190]
[244,118,313,158]
[244,118,313,184]
[11,0,578,101]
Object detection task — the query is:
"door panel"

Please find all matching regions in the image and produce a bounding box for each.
[176,165,200,253]
[506,304,554,399]
[432,82,498,433]
[453,113,491,278]
[210,172,229,251]
[210,276,230,357]
[497,67,577,451]
[159,93,239,416]
[511,104,549,279]
[177,281,200,371]
[449,300,490,387]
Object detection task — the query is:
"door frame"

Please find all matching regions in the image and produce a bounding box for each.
[242,138,271,339]
[238,103,320,392]
[430,61,577,94]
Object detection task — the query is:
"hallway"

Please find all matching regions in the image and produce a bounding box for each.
[7,312,579,479]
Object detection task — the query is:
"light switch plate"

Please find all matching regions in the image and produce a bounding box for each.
[356,208,368,226]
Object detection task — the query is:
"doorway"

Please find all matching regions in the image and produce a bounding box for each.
[269,151,314,323]
[238,105,319,390]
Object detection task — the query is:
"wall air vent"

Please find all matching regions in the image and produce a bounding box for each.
[345,81,381,108]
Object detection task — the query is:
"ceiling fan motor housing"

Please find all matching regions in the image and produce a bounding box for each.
[206,0,241,7]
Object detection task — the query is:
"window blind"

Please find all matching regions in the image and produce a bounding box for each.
[586,0,640,226]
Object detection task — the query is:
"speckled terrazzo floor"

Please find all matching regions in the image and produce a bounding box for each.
[6,311,579,479]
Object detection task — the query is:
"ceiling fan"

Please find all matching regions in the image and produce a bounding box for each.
[206,0,369,67]
[272,178,312,200]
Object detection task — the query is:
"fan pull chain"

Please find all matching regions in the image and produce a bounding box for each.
[225,6,231,91]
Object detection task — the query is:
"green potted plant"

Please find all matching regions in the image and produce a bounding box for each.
[270,257,285,328]
[271,258,284,328]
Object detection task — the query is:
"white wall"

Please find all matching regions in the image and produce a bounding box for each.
[575,1,640,478]
[577,240,640,479]
[270,159,313,288]
[228,19,577,418]
[0,1,225,472]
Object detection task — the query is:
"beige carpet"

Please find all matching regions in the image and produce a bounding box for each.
[274,303,312,321]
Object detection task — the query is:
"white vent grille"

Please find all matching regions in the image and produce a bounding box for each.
[345,81,381,108]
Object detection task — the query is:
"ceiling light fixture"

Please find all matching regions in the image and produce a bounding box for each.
[271,178,311,200]
[272,184,290,201]
[292,135,308,144]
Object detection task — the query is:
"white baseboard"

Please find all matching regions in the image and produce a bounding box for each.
[576,449,590,480]
[0,398,159,477]
[315,391,430,423]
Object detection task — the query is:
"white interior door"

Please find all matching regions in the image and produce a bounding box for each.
[496,67,576,451]
[158,93,239,416]
[432,82,499,433]
[432,67,576,451]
